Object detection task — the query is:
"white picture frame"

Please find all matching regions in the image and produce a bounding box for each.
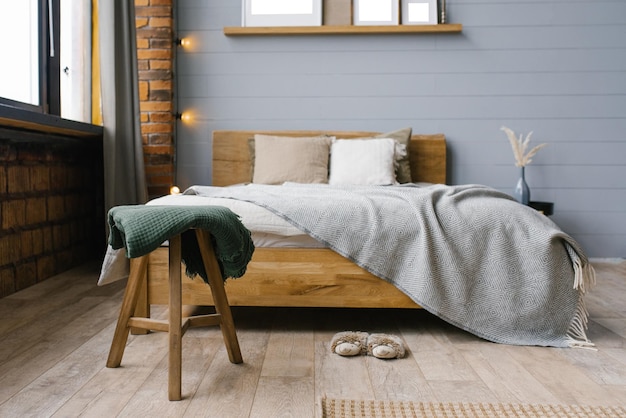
[353,0,399,26]
[242,0,322,27]
[401,0,438,25]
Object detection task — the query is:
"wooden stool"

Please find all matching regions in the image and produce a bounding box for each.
[106,229,243,401]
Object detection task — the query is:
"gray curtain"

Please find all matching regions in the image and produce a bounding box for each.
[98,0,148,213]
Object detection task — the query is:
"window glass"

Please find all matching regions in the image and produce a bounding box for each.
[0,0,40,106]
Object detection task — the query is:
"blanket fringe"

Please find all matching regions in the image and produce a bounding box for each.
[565,244,597,349]
[565,299,596,350]
[570,249,597,293]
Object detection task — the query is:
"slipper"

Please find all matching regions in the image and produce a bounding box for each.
[366,333,406,359]
[330,331,369,356]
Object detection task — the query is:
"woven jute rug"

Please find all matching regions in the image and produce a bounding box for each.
[320,398,626,418]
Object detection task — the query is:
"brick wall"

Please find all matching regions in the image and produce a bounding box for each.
[0,130,104,298]
[135,0,175,199]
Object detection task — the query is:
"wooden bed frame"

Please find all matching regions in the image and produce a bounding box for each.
[134,130,446,314]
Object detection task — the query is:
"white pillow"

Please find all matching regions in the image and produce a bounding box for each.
[328,138,400,185]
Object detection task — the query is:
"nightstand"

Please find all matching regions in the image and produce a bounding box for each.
[529,201,554,216]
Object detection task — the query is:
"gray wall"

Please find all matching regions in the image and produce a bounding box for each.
[175,0,626,258]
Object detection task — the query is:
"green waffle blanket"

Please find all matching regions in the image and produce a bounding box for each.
[107,205,254,283]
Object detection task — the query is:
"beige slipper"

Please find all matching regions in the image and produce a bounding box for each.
[366,333,406,359]
[330,331,369,356]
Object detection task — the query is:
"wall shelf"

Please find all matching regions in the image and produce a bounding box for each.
[223,23,462,36]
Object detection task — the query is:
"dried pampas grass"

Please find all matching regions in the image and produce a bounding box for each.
[501,126,548,167]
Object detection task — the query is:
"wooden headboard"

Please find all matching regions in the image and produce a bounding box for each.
[212,130,447,186]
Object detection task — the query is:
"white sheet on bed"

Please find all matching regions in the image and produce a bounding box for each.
[147,194,322,246]
[97,192,323,286]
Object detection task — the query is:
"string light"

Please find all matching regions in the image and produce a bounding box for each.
[174,112,192,123]
[176,38,190,48]
[170,186,181,195]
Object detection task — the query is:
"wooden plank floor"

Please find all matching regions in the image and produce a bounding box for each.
[0,259,624,417]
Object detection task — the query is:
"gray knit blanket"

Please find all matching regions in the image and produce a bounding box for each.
[185,183,595,348]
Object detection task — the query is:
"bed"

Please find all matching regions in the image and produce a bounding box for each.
[103,128,595,347]
[134,130,446,312]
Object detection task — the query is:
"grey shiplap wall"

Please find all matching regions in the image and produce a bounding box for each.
[175,0,626,258]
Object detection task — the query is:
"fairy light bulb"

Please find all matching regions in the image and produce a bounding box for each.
[180,112,191,123]
[176,37,191,48]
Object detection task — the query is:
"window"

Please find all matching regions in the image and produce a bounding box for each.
[0,0,46,111]
[0,0,40,107]
[0,0,91,123]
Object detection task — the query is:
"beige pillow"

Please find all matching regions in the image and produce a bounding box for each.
[377,128,412,183]
[252,134,333,184]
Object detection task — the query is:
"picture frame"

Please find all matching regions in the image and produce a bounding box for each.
[401,0,438,25]
[353,0,399,26]
[242,0,323,27]
[323,0,352,26]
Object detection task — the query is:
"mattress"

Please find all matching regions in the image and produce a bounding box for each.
[97,192,322,286]
[147,194,323,248]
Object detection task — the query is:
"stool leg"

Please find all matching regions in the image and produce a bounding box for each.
[196,230,243,364]
[169,234,183,401]
[131,256,150,335]
[106,255,149,368]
